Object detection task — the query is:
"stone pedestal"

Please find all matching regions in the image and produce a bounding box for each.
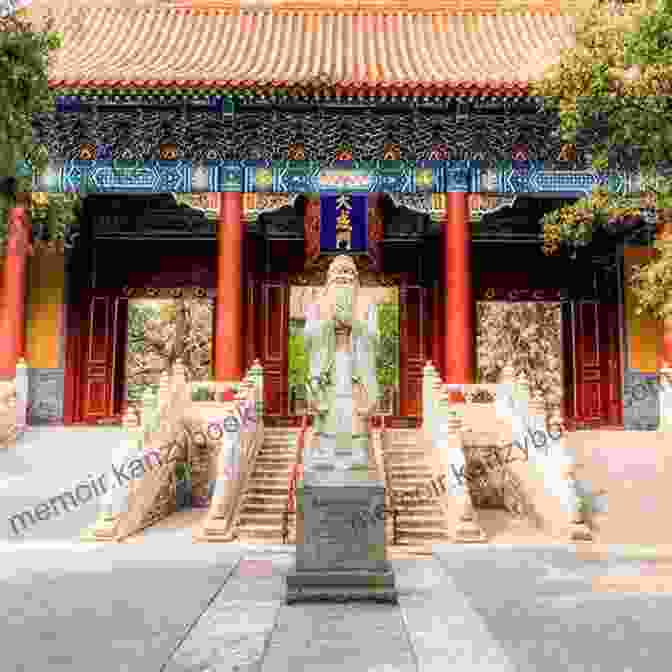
[286,469,398,603]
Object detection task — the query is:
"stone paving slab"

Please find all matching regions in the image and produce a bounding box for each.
[1,542,243,672]
[433,545,672,672]
[163,552,293,672]
[394,558,516,672]
[261,594,416,672]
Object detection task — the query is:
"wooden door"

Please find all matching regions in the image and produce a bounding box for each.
[399,284,428,417]
[261,281,289,415]
[82,293,128,423]
[569,301,622,428]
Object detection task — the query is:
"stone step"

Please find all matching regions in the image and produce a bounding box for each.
[387,546,434,558]
[395,530,451,540]
[245,493,288,503]
[395,518,448,531]
[246,485,290,494]
[389,476,438,486]
[394,509,445,519]
[263,431,299,436]
[388,463,433,471]
[391,504,443,513]
[384,448,426,456]
[238,512,285,525]
[256,456,294,463]
[251,473,292,483]
[250,476,292,486]
[242,503,287,514]
[236,523,285,536]
[252,465,293,474]
[388,473,435,482]
[385,460,428,469]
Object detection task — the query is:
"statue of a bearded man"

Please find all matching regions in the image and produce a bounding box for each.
[304,255,379,470]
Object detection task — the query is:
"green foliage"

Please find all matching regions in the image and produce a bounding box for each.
[532,0,672,169]
[376,300,399,388]
[288,319,309,390]
[532,0,672,319]
[287,301,400,396]
[126,301,161,402]
[175,462,192,482]
[29,191,82,242]
[0,12,61,184]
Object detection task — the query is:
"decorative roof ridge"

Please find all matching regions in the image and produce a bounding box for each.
[163,0,566,13]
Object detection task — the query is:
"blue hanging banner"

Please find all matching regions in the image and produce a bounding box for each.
[320,193,337,250]
[319,192,368,252]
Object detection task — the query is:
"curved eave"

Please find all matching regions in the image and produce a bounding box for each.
[48,80,531,98]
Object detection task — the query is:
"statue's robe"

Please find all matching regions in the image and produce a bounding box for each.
[304,310,378,463]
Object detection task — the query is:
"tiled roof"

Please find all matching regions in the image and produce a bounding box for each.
[25,1,575,95]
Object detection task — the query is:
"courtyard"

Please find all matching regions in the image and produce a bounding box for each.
[1,426,671,671]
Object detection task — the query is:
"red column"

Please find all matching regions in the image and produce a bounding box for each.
[443,191,475,388]
[0,207,30,379]
[215,192,244,381]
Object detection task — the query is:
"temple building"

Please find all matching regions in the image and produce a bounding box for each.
[0,0,667,431]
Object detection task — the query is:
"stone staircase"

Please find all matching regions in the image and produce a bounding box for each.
[383,428,451,555]
[233,426,300,543]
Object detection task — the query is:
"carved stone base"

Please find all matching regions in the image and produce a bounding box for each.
[286,567,398,604]
[569,521,593,542]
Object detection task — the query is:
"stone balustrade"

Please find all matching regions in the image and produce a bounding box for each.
[82,359,190,541]
[196,360,265,542]
[421,360,595,542]
[0,379,18,447]
[0,358,30,448]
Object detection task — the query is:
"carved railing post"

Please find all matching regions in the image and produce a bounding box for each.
[515,369,530,415]
[436,391,487,543]
[428,377,440,436]
[82,406,142,541]
[422,361,437,433]
[140,387,157,441]
[15,358,28,437]
[171,359,191,431]
[250,359,264,417]
[199,407,242,541]
[552,408,593,542]
[659,367,672,432]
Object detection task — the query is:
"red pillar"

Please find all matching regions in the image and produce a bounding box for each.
[215,192,244,381]
[0,207,30,379]
[443,191,475,387]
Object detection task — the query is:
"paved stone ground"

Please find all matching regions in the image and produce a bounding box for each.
[3,538,671,672]
[2,428,672,671]
[1,426,126,542]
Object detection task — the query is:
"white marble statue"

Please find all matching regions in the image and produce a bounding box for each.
[304,256,379,470]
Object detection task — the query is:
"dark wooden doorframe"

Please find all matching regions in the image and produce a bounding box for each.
[563,299,623,430]
[399,282,428,417]
[75,290,128,424]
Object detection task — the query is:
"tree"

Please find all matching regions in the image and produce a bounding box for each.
[530,0,672,316]
[0,7,61,198]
